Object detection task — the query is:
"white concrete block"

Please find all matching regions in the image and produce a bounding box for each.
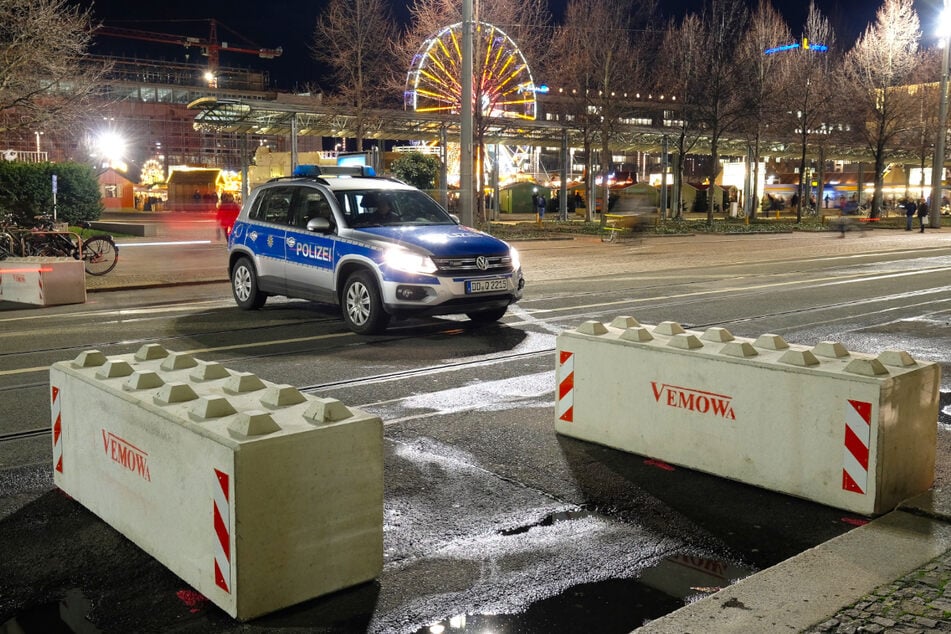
[50,346,383,620]
[555,319,940,516]
[0,258,85,305]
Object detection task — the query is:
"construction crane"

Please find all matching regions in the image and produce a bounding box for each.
[96,19,283,86]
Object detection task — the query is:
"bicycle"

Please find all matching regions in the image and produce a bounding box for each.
[600,213,644,243]
[0,214,35,260]
[25,216,119,276]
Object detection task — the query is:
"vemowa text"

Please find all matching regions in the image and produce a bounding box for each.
[651,382,736,420]
[101,430,152,481]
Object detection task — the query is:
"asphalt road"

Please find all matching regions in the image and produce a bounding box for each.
[1,228,950,633]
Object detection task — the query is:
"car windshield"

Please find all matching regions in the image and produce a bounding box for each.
[338,189,456,228]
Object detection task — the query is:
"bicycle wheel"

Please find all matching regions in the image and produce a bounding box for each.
[601,226,618,243]
[0,233,14,260]
[82,236,119,275]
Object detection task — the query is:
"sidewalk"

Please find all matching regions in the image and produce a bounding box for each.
[638,491,951,633]
[85,211,229,292]
[87,212,951,632]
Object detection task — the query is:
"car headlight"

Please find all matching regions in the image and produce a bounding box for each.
[383,248,437,275]
[509,246,521,271]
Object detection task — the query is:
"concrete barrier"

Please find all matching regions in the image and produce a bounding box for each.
[555,317,940,516]
[90,221,157,237]
[50,345,383,620]
[0,258,85,305]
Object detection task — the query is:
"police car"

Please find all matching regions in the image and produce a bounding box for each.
[227,165,524,334]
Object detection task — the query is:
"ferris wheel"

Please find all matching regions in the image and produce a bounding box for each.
[405,21,537,121]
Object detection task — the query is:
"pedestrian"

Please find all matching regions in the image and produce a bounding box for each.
[904,198,916,231]
[535,193,546,223]
[917,198,928,233]
[216,193,240,240]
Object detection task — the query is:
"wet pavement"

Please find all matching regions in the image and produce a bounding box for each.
[3,215,951,632]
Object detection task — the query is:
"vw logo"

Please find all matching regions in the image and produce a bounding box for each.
[475,256,489,270]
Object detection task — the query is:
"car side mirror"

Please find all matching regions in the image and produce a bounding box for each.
[449,214,460,224]
[306,217,332,233]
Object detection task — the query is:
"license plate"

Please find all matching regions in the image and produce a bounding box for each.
[466,279,508,294]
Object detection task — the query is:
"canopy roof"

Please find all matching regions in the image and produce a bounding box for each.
[188,96,883,162]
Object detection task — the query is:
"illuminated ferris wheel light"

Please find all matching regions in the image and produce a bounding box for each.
[405,21,537,120]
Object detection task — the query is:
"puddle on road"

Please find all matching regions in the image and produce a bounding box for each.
[1,588,99,633]
[415,552,752,633]
[419,508,753,634]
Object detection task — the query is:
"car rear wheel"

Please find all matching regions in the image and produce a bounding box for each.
[342,270,390,335]
[466,306,508,324]
[232,257,267,310]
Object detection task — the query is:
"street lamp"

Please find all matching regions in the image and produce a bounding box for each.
[93,131,127,170]
[930,1,951,228]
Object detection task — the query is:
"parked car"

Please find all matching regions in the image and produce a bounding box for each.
[227,165,524,334]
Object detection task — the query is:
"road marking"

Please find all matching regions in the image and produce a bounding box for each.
[4,265,950,378]
[178,332,354,354]
[523,266,951,314]
[0,331,354,377]
[117,240,212,247]
[0,300,231,324]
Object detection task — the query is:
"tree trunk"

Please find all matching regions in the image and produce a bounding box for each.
[797,139,807,224]
[872,150,886,219]
[582,138,594,223]
[750,133,761,220]
[672,153,683,220]
[707,143,719,226]
[600,137,611,225]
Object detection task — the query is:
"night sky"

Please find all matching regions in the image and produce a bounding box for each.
[85,0,938,89]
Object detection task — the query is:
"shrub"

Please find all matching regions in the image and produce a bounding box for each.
[390,152,440,190]
[0,161,103,225]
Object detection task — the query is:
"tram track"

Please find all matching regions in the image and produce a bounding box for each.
[4,285,949,449]
[4,243,951,455]
[3,274,949,388]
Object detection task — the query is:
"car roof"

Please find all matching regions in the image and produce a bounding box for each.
[258,176,416,194]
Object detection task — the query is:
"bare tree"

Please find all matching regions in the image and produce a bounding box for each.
[312,0,401,150]
[0,0,110,136]
[899,48,940,203]
[547,0,654,222]
[783,2,838,222]
[841,0,921,218]
[735,0,792,219]
[652,13,708,220]
[693,0,751,225]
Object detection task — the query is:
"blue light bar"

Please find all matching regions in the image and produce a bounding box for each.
[292,164,377,178]
[293,164,321,177]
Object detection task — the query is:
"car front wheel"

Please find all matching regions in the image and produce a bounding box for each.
[231,257,267,310]
[342,270,390,334]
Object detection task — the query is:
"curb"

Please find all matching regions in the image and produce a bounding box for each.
[636,509,951,633]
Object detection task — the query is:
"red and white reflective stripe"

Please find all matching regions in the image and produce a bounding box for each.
[213,469,231,593]
[842,399,871,494]
[51,386,63,473]
[557,350,574,423]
